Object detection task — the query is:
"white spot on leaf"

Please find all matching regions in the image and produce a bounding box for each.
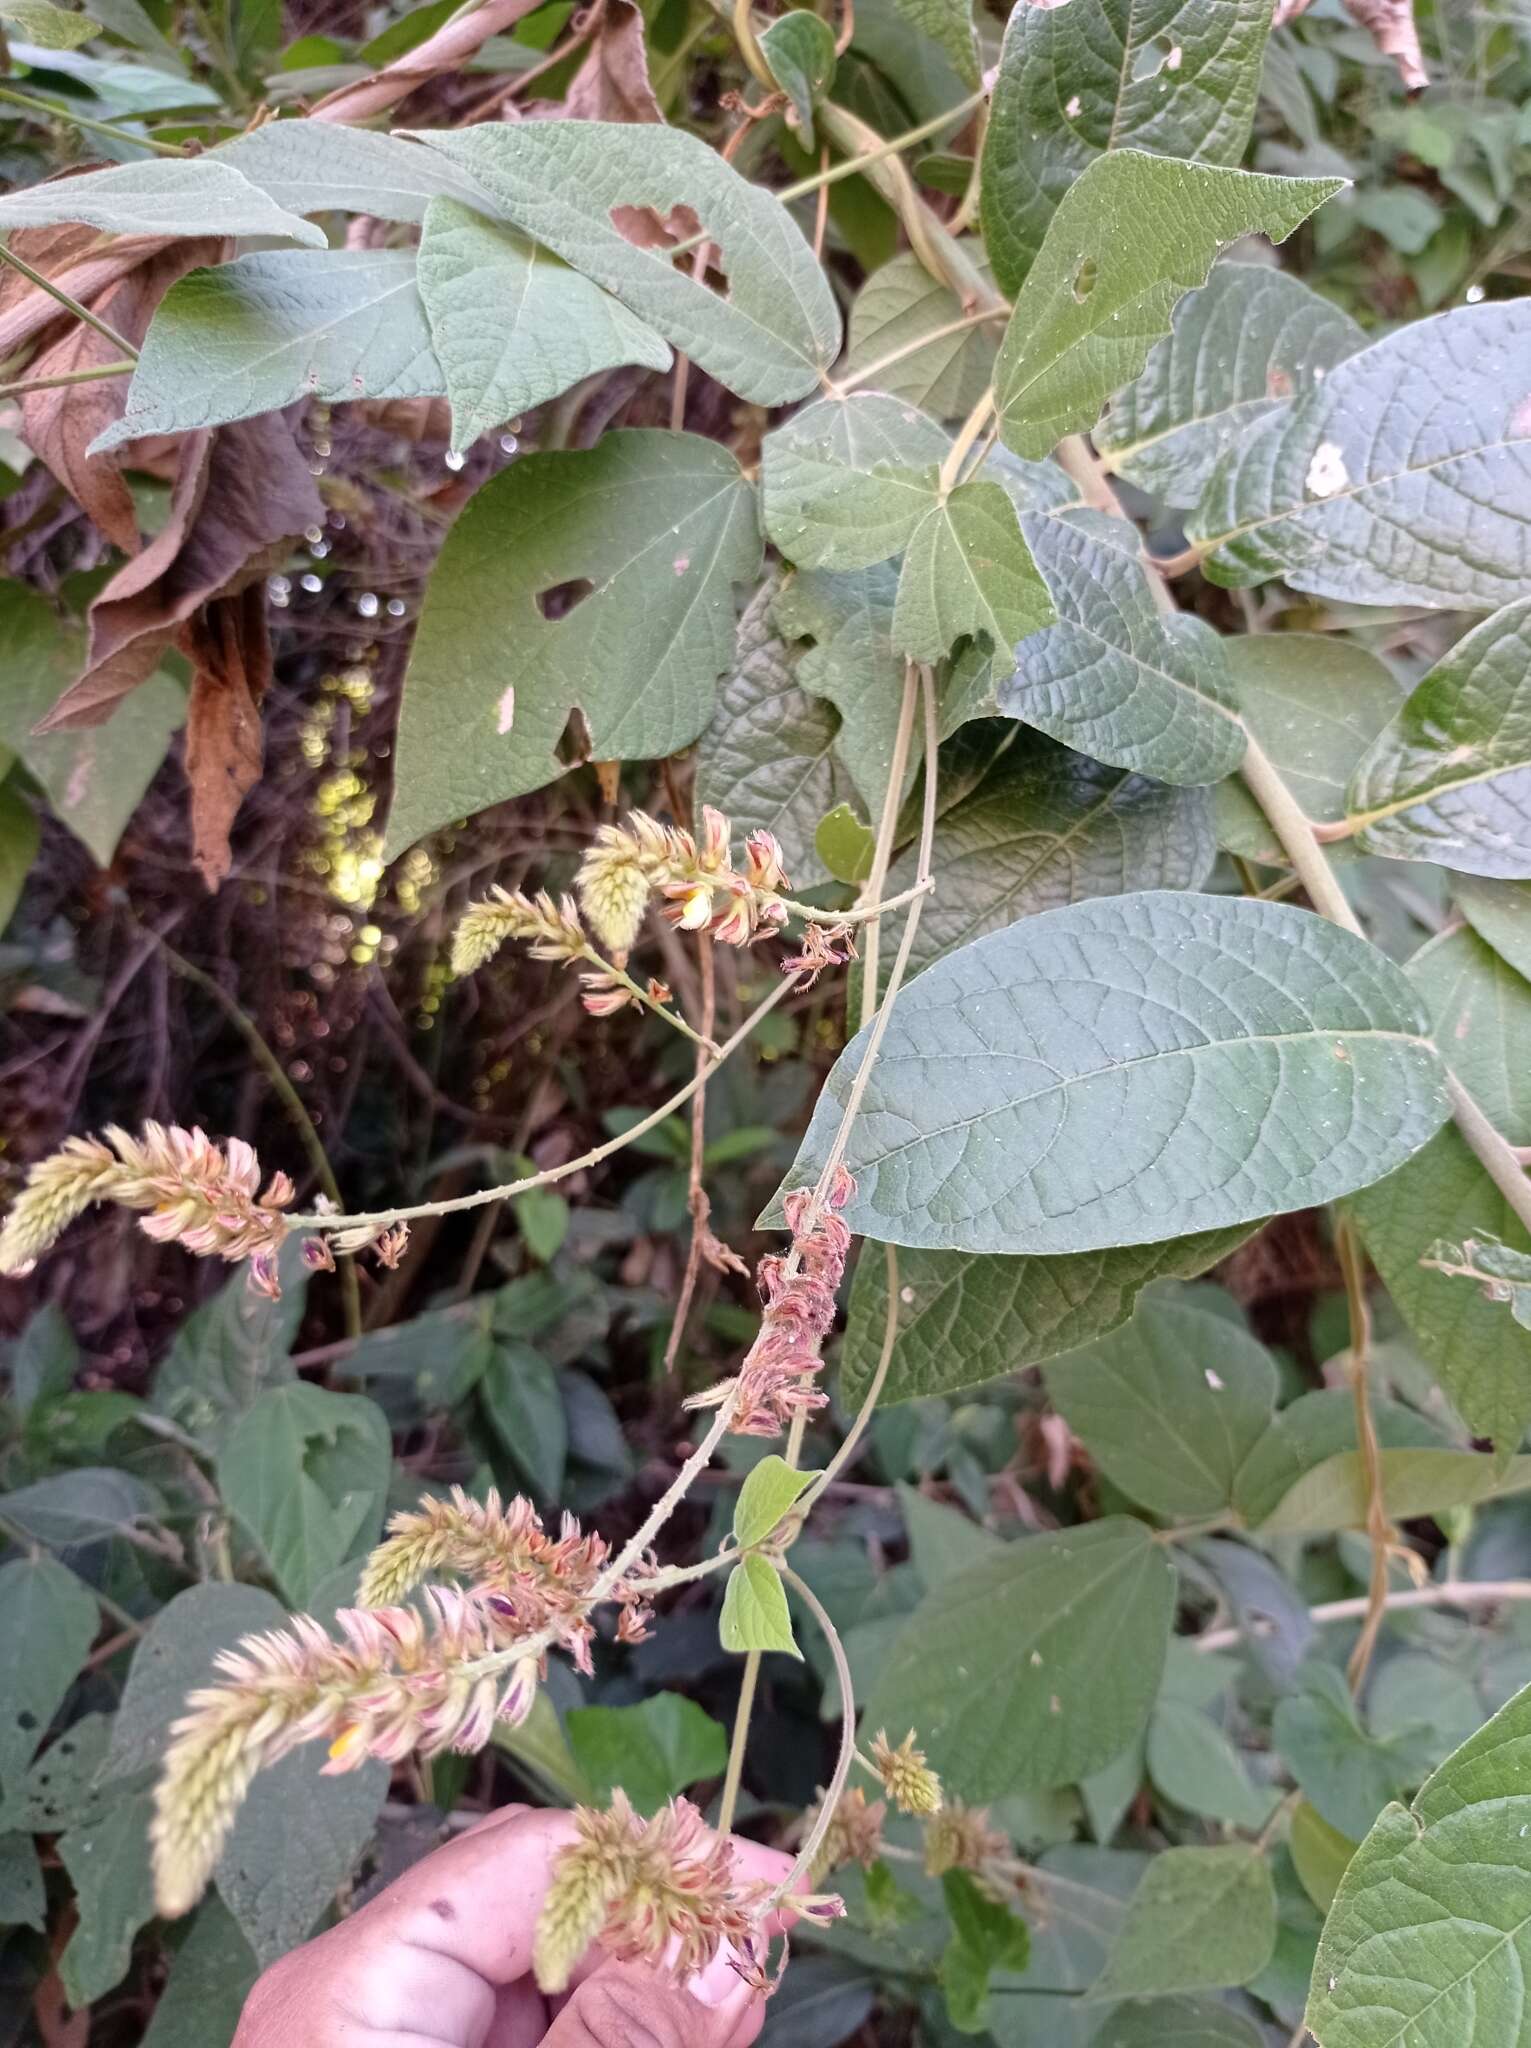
[673,555,691,576]
[496,685,516,735]
[1065,93,1082,116]
[1165,42,1182,67]
[1306,441,1349,498]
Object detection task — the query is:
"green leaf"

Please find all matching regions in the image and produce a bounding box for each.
[879,729,1216,988]
[776,892,1447,1257]
[1288,1799,1355,1917]
[217,1384,391,1606]
[815,801,876,885]
[759,11,837,147]
[417,200,671,454]
[0,1468,160,1547]
[1306,1676,1531,2048]
[1412,928,1531,1142]
[1090,1846,1276,2000]
[1456,876,1531,984]
[694,580,846,887]
[93,251,442,449]
[0,1833,44,1932]
[480,1339,567,1499]
[218,1745,386,1968]
[385,431,759,855]
[58,1787,157,2006]
[761,392,949,572]
[513,1178,570,1266]
[151,1247,306,1451]
[1091,1999,1266,2048]
[839,1226,1253,1408]
[1259,1447,1531,1536]
[1231,1388,1445,1530]
[408,120,840,404]
[1190,300,1531,609]
[0,1,100,49]
[215,118,499,226]
[719,1554,801,1657]
[564,1693,728,1817]
[1147,1699,1275,1831]
[1214,634,1404,865]
[863,1518,1175,1798]
[899,1484,1001,1586]
[0,156,327,244]
[999,512,1248,787]
[0,583,182,866]
[981,0,1276,294]
[1273,1664,1436,1846]
[0,1558,98,1797]
[8,1302,78,1416]
[940,1869,1030,2034]
[734,1454,814,1548]
[1097,263,1364,508]
[891,480,1055,670]
[107,1583,286,1781]
[884,0,975,87]
[141,1896,259,2048]
[1346,599,1531,878]
[1044,1295,1278,1521]
[492,1689,592,1807]
[774,562,906,815]
[0,779,38,935]
[842,246,999,421]
[994,153,1342,460]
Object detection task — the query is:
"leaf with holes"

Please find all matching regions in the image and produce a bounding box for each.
[981,0,1277,294]
[891,480,1055,670]
[1346,598,1531,877]
[774,562,907,815]
[1306,1676,1531,2048]
[386,432,759,855]
[417,200,672,455]
[863,1518,1174,1796]
[406,120,839,405]
[0,1558,98,1799]
[0,157,326,243]
[774,892,1447,1256]
[841,247,1000,420]
[1044,1295,1279,1521]
[1097,263,1365,507]
[998,512,1248,787]
[91,252,442,448]
[1190,300,1531,608]
[761,393,950,572]
[839,1226,1253,1408]
[994,154,1342,460]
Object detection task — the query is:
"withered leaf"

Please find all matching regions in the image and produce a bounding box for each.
[563,0,664,125]
[181,585,270,890]
[1272,0,1425,92]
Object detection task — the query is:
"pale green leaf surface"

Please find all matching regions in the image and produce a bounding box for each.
[1146,1700,1276,1830]
[417,200,671,454]
[1091,1846,1276,1999]
[92,251,442,449]
[995,154,1342,460]
[999,511,1248,787]
[1232,1388,1444,1528]
[217,1384,391,1606]
[842,247,999,420]
[1411,927,1531,1142]
[720,1555,800,1657]
[565,1694,727,1817]
[1214,634,1404,864]
[759,11,836,145]
[1191,300,1531,609]
[215,117,494,225]
[735,1455,813,1548]
[1044,1296,1278,1520]
[0,1558,98,1798]
[981,0,1276,294]
[840,1226,1253,1408]
[1098,263,1364,507]
[863,1518,1175,1797]
[761,392,949,572]
[1092,1999,1265,2048]
[883,0,975,85]
[0,1,100,48]
[1273,1664,1438,1845]
[0,156,326,244]
[6,38,216,111]
[408,121,839,404]
[1456,876,1531,983]
[892,480,1055,670]
[386,432,759,855]
[1260,1447,1531,1536]
[58,1788,157,2006]
[1346,598,1531,878]
[1307,1676,1531,2048]
[777,892,1447,1257]
[218,1746,386,1968]
[693,580,845,887]
[775,561,907,813]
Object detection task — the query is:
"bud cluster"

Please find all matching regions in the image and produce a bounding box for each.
[578,807,791,953]
[448,882,673,1020]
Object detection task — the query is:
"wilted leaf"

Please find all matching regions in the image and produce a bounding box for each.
[181,586,270,888]
[407,120,840,404]
[1097,263,1365,508]
[1191,300,1531,609]
[864,1519,1174,1797]
[0,157,327,244]
[386,431,758,854]
[779,892,1446,1256]
[417,201,670,453]
[1346,598,1531,877]
[1090,1846,1276,1999]
[982,0,1277,294]
[994,153,1342,460]
[563,0,664,123]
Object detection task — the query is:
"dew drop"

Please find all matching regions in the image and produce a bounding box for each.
[356,591,380,619]
[444,449,467,472]
[300,572,322,593]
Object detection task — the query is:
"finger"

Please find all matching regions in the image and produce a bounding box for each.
[540,1956,765,2048]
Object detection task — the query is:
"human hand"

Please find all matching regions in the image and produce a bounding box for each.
[231,1803,793,2048]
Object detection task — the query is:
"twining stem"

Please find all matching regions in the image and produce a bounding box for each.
[663,937,717,1372]
[782,878,933,928]
[1336,1217,1392,1694]
[0,83,189,157]
[0,240,141,360]
[716,1649,759,1834]
[591,946,718,1051]
[1192,1578,1531,1654]
[776,1565,857,1899]
[290,971,803,1232]
[778,91,987,204]
[857,663,919,1019]
[0,358,137,400]
[937,387,995,496]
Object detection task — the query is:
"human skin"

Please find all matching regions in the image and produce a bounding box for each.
[231,1804,794,2048]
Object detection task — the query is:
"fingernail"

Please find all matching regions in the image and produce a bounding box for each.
[689,1943,743,2008]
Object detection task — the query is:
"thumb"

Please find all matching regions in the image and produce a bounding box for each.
[540,1951,765,2048]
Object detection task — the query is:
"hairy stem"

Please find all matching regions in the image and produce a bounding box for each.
[938,387,995,496]
[0,358,137,400]
[776,1566,857,1898]
[799,1241,900,1516]
[856,663,919,1021]
[1337,1217,1391,1693]
[663,938,717,1372]
[0,83,189,156]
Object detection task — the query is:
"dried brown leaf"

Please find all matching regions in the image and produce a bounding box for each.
[181,585,270,889]
[1272,0,1426,92]
[563,0,664,124]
